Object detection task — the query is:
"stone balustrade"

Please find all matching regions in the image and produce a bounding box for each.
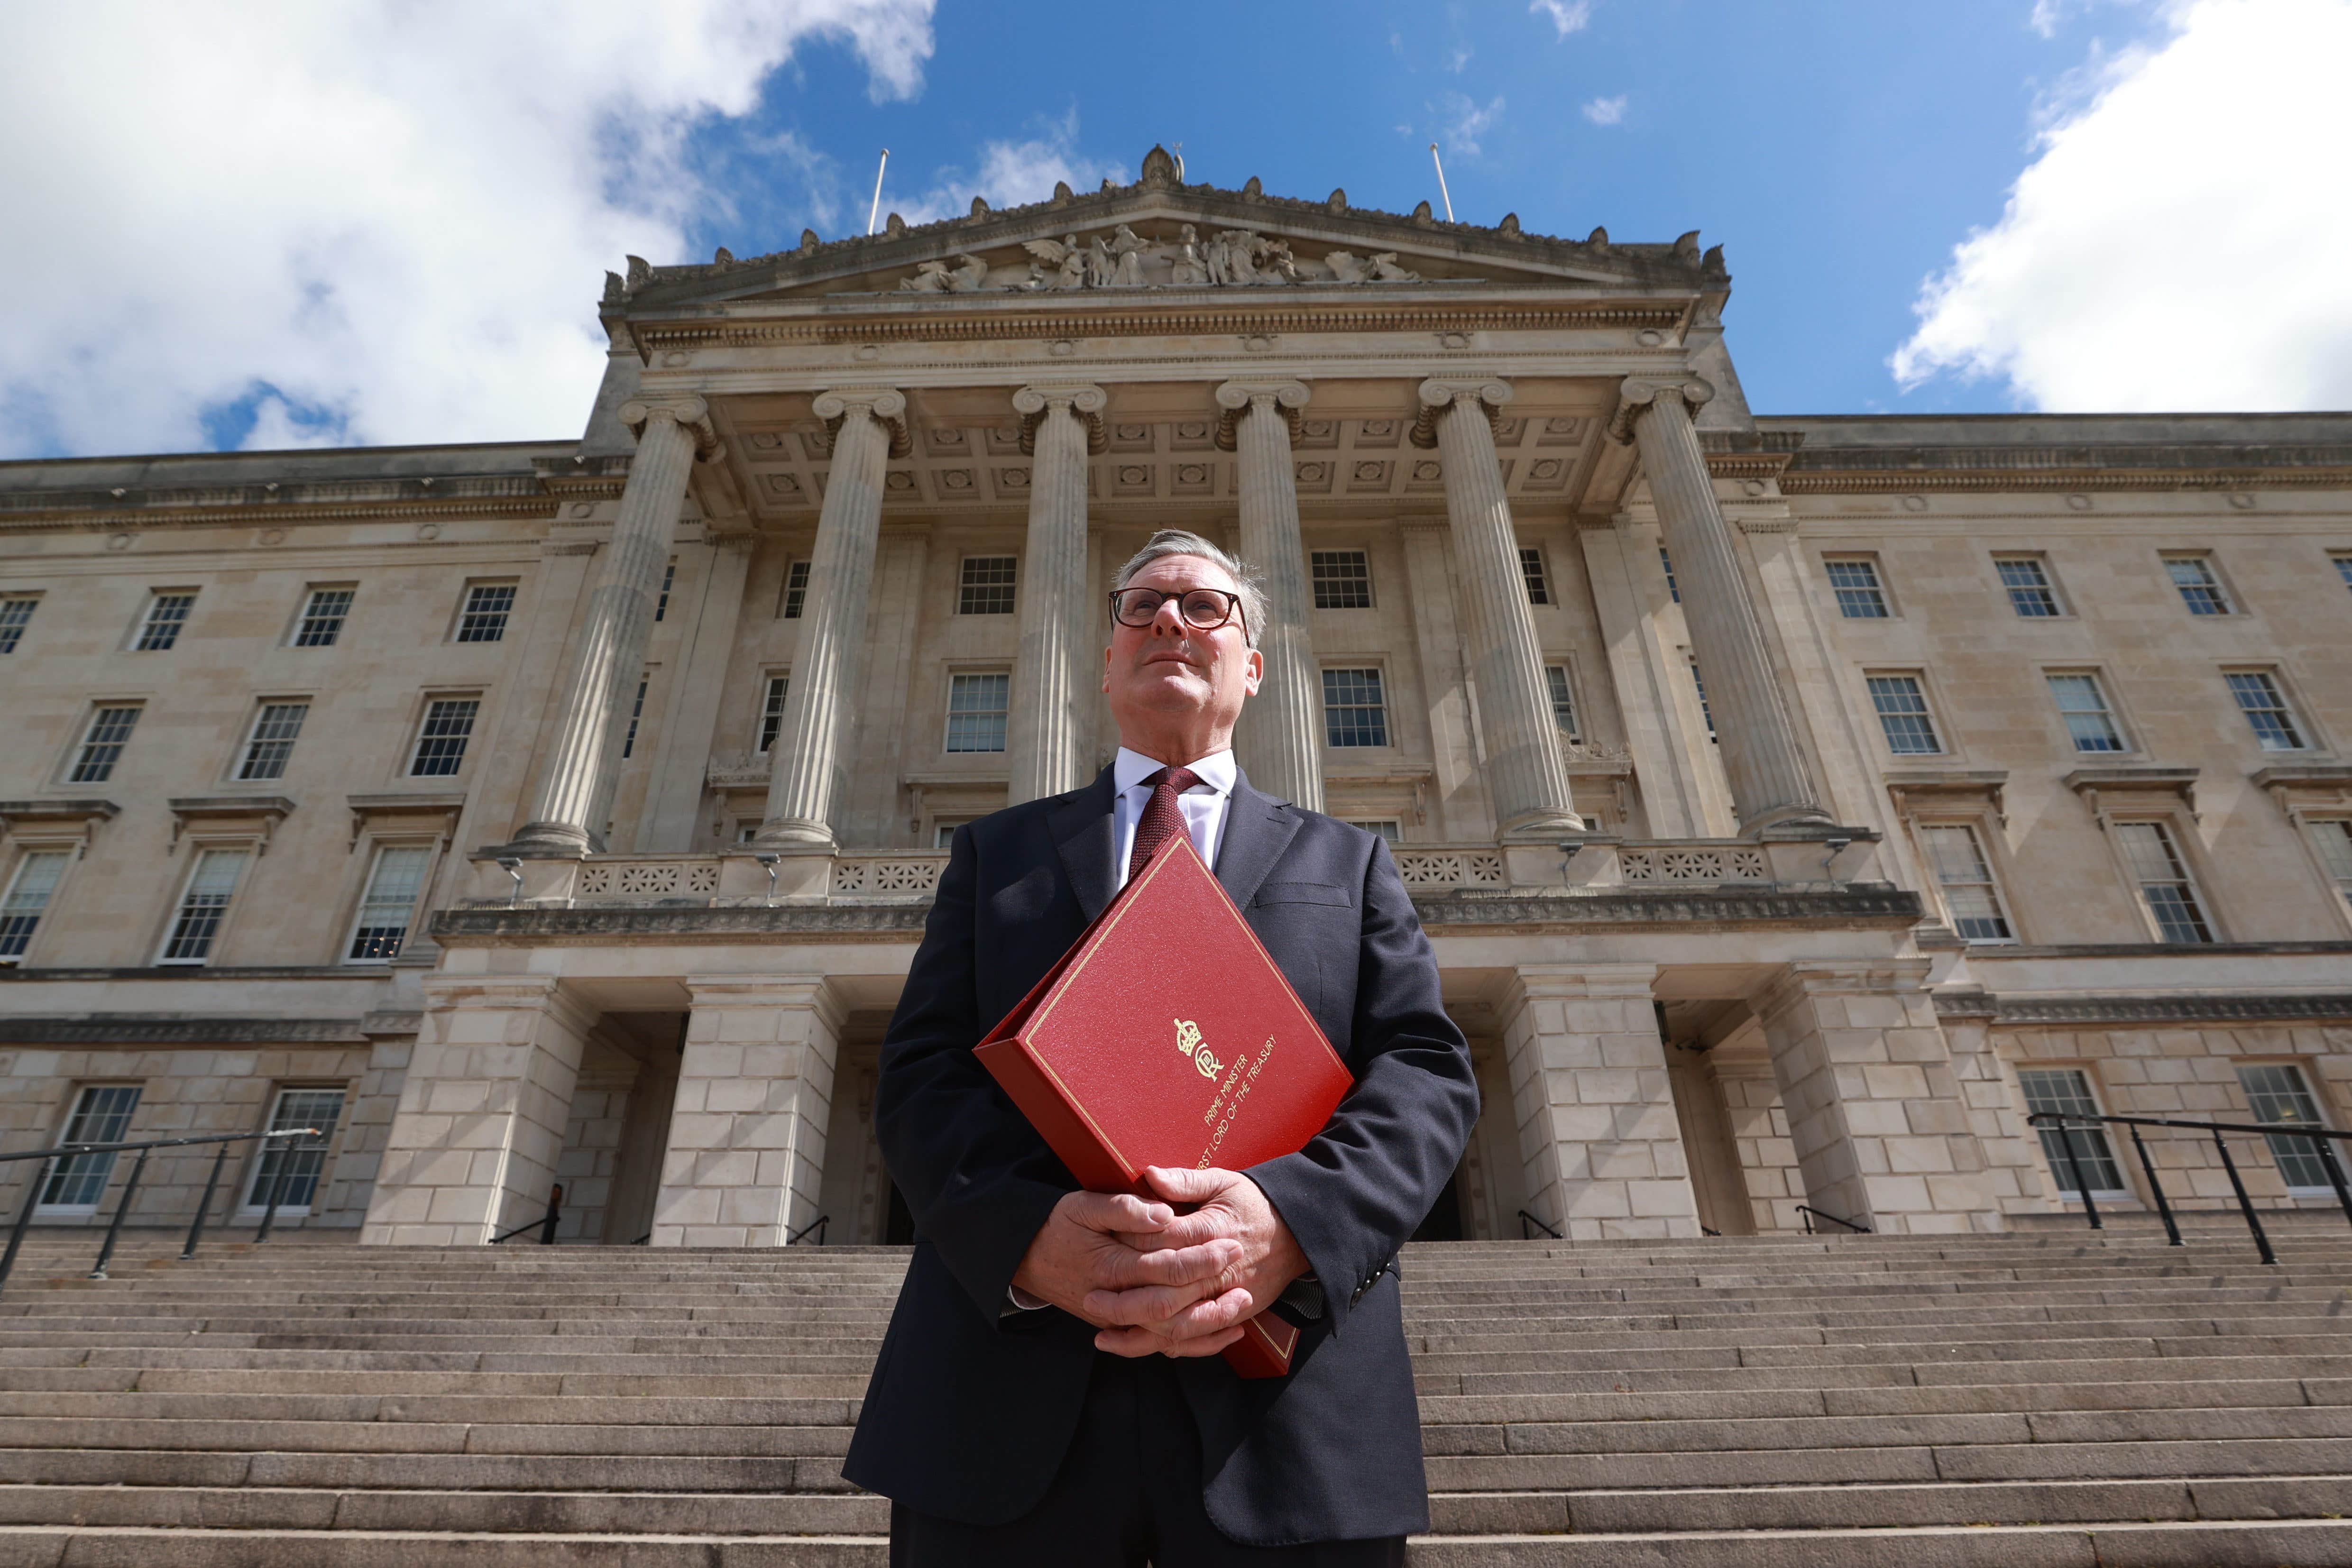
[467,835,1875,911]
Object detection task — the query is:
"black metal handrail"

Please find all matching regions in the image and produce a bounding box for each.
[0,1126,321,1297]
[490,1184,563,1246]
[1517,1209,1563,1241]
[786,1214,828,1246]
[1795,1204,1871,1235]
[2028,1110,2352,1266]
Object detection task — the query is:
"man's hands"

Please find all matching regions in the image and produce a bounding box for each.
[1010,1189,1249,1358]
[1013,1166,1307,1360]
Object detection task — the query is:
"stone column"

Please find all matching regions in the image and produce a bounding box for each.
[510,399,712,853]
[652,977,842,1247]
[1751,960,2003,1235]
[1610,379,1829,833]
[359,976,593,1246]
[1497,963,1701,1240]
[1006,384,1103,806]
[1414,379,1581,837]
[756,388,904,850]
[640,536,753,850]
[1217,380,1324,812]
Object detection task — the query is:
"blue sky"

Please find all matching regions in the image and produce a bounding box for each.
[683,2,2141,418]
[2,0,2343,458]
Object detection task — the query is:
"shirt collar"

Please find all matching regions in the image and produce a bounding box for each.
[1114,745,1236,797]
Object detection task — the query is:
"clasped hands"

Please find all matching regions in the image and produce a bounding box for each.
[1010,1165,1306,1358]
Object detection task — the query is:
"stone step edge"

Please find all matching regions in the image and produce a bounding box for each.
[4,1517,2352,1546]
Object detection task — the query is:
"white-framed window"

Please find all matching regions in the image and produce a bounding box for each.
[240,1087,347,1216]
[235,702,309,781]
[2225,669,2307,752]
[2334,554,2352,595]
[2163,553,2232,615]
[757,675,790,752]
[1322,667,1390,748]
[454,582,517,643]
[2047,672,2126,753]
[654,559,676,622]
[292,586,354,648]
[779,560,811,620]
[345,844,432,963]
[0,594,41,654]
[957,557,1017,615]
[38,1085,144,1214]
[159,849,250,965]
[1349,820,1403,843]
[133,590,196,651]
[1994,555,2065,618]
[2016,1069,2131,1201]
[0,850,71,963]
[1660,547,1680,604]
[621,672,650,760]
[69,705,141,784]
[1825,557,1890,618]
[1311,550,1373,610]
[2113,819,2214,944]
[2237,1064,2343,1194]
[1688,654,1714,741]
[1920,824,2013,943]
[1866,674,1941,754]
[1545,664,1580,740]
[945,672,1010,753]
[2309,818,2352,906]
[408,697,479,777]
[1518,546,1551,605]
[933,820,971,849]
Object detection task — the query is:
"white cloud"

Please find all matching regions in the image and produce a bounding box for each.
[1893,0,2352,411]
[0,0,935,458]
[1581,95,1628,125]
[1438,94,1507,157]
[1531,0,1595,38]
[890,110,1126,227]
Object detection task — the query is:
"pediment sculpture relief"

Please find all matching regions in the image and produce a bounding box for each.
[895,223,1421,294]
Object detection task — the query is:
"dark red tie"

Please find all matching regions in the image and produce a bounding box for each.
[1128,765,1201,880]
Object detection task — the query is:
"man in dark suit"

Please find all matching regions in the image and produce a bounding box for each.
[844,529,1479,1565]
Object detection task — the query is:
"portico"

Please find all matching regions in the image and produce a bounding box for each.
[355,155,2017,1248]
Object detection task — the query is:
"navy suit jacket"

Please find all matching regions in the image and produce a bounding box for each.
[841,764,1479,1545]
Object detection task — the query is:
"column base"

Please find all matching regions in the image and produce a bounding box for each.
[1739,802,1838,837]
[1498,812,1588,887]
[495,823,600,857]
[749,817,837,852]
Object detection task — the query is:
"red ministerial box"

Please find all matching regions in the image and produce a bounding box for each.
[974,833,1353,1377]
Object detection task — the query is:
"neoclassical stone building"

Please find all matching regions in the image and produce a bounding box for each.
[4,148,2349,1252]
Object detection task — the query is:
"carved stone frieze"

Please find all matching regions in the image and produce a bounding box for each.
[1943,991,2352,1026]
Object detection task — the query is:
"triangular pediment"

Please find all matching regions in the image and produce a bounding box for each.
[608,148,1724,314]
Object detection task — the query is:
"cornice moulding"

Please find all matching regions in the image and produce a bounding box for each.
[1941,990,2352,1026]
[0,1016,372,1046]
[633,303,1688,352]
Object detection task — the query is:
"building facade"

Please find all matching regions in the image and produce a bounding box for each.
[4,149,2350,1252]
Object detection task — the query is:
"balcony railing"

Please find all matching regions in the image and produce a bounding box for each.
[469,834,1867,911]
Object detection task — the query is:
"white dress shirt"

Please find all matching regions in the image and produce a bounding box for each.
[1111,746,1237,887]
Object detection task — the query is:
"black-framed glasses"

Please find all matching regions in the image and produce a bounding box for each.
[1109,587,1245,634]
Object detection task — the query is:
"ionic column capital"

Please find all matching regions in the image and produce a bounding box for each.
[813,385,910,457]
[619,396,722,461]
[1213,379,1309,449]
[1012,382,1107,455]
[1606,376,1715,445]
[1410,376,1511,448]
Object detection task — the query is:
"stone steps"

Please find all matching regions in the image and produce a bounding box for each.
[7,1232,2352,1561]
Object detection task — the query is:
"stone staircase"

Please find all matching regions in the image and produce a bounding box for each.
[4,1225,2352,1563]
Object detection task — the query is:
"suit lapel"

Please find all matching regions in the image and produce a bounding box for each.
[1214,771,1301,911]
[1048,764,1121,923]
